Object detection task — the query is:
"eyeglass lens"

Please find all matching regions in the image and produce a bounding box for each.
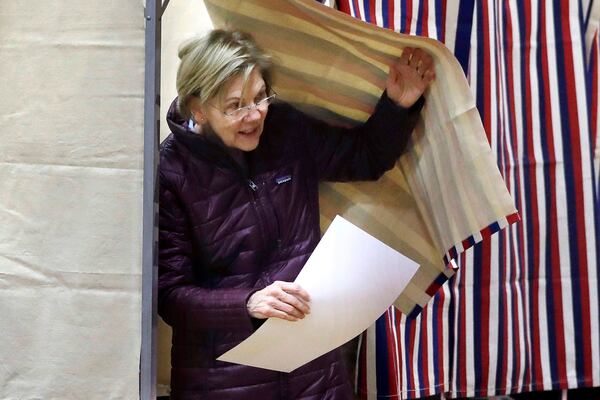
[226,95,275,119]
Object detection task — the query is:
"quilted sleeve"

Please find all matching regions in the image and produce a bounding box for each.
[157,170,256,333]
[301,91,424,182]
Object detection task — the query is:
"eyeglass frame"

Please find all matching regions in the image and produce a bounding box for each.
[208,91,278,120]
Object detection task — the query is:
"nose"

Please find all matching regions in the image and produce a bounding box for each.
[244,106,262,122]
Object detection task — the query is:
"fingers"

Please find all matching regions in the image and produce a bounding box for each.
[271,281,310,315]
[422,69,436,85]
[271,297,305,320]
[417,53,434,72]
[408,48,423,69]
[268,308,300,321]
[398,47,435,81]
[257,298,302,321]
[399,46,414,65]
[247,281,312,322]
[277,281,311,303]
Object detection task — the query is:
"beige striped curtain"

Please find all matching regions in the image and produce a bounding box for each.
[203,0,518,315]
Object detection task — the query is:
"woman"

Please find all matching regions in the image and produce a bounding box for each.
[159,29,434,399]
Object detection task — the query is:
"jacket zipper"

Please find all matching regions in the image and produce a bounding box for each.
[247,179,270,249]
[248,179,282,250]
[262,181,282,249]
[279,371,288,400]
[183,135,279,253]
[248,179,259,192]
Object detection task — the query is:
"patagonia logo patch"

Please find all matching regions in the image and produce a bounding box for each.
[275,174,292,185]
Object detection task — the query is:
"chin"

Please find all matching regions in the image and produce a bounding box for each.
[234,128,262,151]
[236,139,260,152]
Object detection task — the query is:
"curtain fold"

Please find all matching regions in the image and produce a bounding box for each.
[337,0,599,397]
[204,0,517,320]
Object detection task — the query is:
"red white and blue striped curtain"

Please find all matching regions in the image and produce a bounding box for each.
[334,0,600,397]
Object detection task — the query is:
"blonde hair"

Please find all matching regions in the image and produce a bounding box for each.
[176,29,273,119]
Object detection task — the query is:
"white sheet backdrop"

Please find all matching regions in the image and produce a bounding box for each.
[0,1,144,398]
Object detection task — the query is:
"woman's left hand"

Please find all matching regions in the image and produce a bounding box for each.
[386,47,435,108]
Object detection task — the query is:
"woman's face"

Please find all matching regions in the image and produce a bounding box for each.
[192,68,269,152]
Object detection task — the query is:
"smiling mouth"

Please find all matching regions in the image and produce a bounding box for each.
[238,127,258,136]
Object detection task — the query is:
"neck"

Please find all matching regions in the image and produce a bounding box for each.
[198,122,248,171]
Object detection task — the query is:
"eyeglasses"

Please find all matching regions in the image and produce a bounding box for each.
[212,92,277,120]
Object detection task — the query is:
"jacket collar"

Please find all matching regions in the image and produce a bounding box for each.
[166,98,250,178]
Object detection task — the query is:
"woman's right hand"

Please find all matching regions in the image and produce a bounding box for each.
[247,281,311,321]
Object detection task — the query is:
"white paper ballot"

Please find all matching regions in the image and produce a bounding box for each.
[217,215,420,372]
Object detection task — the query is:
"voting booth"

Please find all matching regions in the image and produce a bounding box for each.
[1,0,597,399]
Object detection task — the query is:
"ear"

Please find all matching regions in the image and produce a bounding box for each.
[187,96,206,124]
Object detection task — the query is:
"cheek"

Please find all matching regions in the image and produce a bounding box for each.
[213,120,239,143]
[258,113,267,128]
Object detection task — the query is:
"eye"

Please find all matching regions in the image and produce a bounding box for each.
[255,91,267,102]
[224,102,239,113]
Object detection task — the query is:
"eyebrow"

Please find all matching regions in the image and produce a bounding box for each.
[224,85,267,103]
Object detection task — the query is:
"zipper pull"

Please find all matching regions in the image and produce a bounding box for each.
[248,179,258,191]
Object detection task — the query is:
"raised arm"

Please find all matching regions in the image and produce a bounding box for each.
[301,48,435,182]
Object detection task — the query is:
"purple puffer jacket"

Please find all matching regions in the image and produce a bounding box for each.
[158,92,423,400]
